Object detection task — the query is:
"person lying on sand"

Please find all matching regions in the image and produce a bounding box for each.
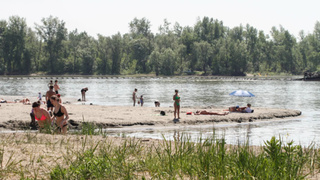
[0,98,16,103]
[20,98,31,105]
[225,104,254,113]
[225,106,246,112]
[194,110,228,116]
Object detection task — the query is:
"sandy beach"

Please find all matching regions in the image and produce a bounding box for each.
[0,96,316,179]
[0,95,302,130]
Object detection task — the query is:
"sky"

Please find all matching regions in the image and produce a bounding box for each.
[1,0,319,38]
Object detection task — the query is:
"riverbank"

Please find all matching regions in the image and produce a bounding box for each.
[0,96,302,131]
[0,132,318,179]
[0,74,303,81]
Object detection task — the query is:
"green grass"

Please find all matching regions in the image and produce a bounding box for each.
[48,134,317,179]
[0,128,319,179]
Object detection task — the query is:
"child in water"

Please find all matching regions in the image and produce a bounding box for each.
[140,95,144,106]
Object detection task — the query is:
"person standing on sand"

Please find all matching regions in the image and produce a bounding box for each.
[154,100,160,107]
[50,95,69,134]
[38,92,42,101]
[46,86,56,112]
[31,101,52,131]
[81,87,88,101]
[132,88,137,106]
[53,80,60,94]
[173,89,180,119]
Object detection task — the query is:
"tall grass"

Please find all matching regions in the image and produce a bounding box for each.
[49,134,316,179]
[0,128,318,179]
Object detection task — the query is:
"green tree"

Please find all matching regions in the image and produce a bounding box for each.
[244,24,259,72]
[194,41,213,74]
[129,17,154,73]
[160,48,176,75]
[68,29,83,74]
[270,26,297,73]
[24,27,39,74]
[78,32,96,75]
[0,20,7,74]
[3,16,27,74]
[36,16,67,74]
[130,37,150,73]
[110,33,123,75]
[150,49,161,76]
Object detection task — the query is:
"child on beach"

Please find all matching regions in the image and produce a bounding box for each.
[38,92,42,101]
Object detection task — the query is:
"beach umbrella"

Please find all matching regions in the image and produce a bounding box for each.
[229,90,255,97]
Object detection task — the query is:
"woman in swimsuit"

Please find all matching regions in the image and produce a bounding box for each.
[194,110,228,115]
[81,87,88,101]
[173,89,180,119]
[50,95,69,134]
[32,101,52,131]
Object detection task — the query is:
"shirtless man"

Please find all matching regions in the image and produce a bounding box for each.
[46,86,56,111]
[53,80,60,94]
[132,88,137,106]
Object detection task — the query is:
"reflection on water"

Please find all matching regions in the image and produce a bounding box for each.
[0,76,319,146]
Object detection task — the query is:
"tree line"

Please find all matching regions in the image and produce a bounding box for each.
[0,15,319,76]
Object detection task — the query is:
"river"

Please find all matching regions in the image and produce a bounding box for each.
[0,76,319,147]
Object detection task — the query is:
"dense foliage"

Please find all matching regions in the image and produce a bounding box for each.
[0,16,319,76]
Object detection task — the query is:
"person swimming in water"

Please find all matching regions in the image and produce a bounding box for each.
[173,89,180,119]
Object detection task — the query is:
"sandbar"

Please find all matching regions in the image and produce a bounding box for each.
[0,95,302,130]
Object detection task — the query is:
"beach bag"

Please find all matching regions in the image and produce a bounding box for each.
[160,111,166,116]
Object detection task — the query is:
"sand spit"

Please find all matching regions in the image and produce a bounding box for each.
[0,101,301,131]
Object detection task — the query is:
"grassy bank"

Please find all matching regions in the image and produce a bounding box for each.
[0,129,319,179]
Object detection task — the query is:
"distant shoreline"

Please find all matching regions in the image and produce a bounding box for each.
[0,74,303,81]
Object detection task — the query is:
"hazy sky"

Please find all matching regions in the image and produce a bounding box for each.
[1,0,319,38]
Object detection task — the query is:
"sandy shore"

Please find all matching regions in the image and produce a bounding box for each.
[0,95,302,130]
[0,96,315,179]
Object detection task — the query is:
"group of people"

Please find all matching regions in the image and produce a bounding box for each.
[132,88,179,119]
[132,88,144,106]
[31,80,69,134]
[227,104,253,113]
[133,88,252,120]
[29,80,253,132]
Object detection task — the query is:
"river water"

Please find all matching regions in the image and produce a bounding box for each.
[0,76,319,147]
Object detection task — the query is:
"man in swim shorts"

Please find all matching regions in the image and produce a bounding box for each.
[46,86,56,112]
[54,80,60,94]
